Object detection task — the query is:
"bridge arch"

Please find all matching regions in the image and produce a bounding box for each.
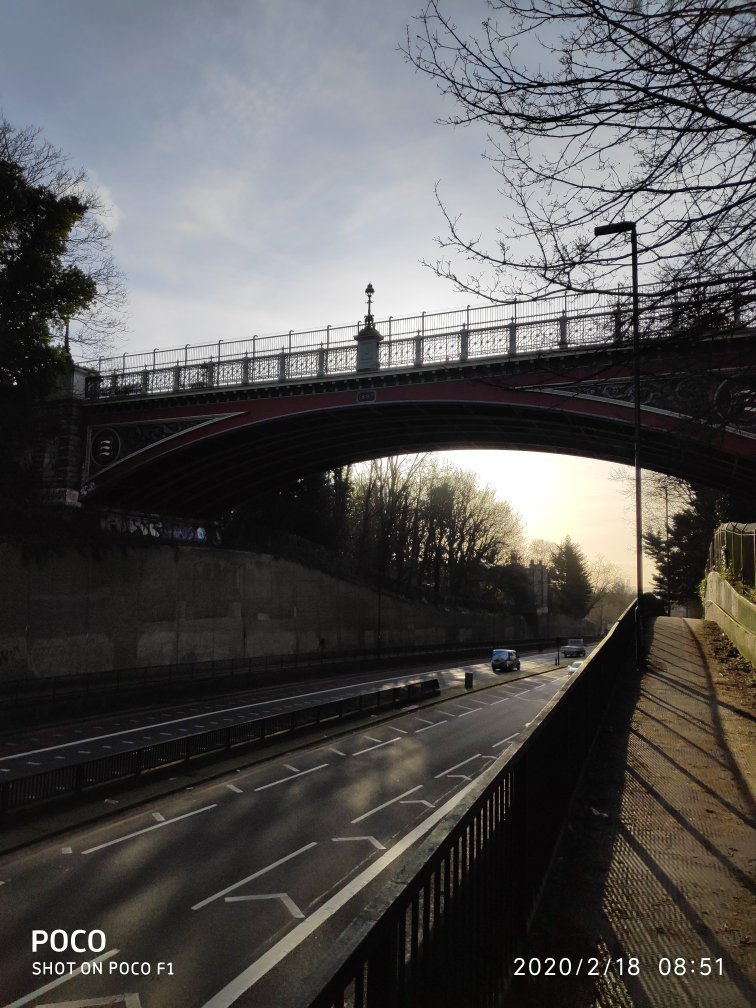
[79,339,755,516]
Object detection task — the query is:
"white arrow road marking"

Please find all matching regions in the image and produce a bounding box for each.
[435,755,481,779]
[493,733,519,748]
[224,893,305,919]
[192,842,317,910]
[351,785,423,824]
[197,774,486,1007]
[332,836,386,850]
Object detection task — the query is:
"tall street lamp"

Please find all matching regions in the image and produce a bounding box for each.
[594,220,644,669]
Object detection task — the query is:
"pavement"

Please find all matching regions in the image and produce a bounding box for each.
[505,616,755,1008]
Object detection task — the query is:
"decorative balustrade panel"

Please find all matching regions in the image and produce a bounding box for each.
[82,272,755,400]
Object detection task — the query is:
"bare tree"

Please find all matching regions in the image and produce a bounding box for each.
[1,115,127,357]
[405,1,755,296]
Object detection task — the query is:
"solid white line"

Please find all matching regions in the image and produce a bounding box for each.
[352,737,401,756]
[1,948,119,1008]
[197,775,486,1008]
[82,804,217,853]
[435,754,481,779]
[192,842,317,910]
[351,785,423,824]
[253,763,328,791]
[414,720,447,733]
[226,784,243,794]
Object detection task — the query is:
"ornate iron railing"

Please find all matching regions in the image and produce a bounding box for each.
[82,272,755,400]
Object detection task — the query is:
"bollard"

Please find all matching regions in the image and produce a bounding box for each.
[464,670,474,689]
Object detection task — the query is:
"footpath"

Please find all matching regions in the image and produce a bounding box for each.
[506,616,755,1008]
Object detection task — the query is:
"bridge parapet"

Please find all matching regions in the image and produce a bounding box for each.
[82,272,755,401]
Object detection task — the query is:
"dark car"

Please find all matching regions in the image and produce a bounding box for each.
[491,648,520,672]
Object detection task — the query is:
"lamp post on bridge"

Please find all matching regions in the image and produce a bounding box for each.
[354,282,383,372]
[594,220,644,669]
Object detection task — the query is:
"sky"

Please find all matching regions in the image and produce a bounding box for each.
[1,0,640,583]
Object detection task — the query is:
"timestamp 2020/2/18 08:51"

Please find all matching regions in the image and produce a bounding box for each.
[513,956,725,978]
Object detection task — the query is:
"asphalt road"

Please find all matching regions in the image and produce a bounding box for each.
[0,655,572,1008]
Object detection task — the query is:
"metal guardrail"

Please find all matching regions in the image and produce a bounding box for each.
[0,678,440,814]
[0,637,572,727]
[81,272,755,400]
[279,609,635,1008]
[707,522,756,589]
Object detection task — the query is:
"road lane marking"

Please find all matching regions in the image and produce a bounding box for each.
[0,674,439,761]
[352,737,401,756]
[152,812,166,822]
[493,733,519,748]
[1,948,119,1008]
[225,892,305,918]
[196,773,487,1008]
[192,842,317,910]
[400,799,435,809]
[414,720,447,733]
[329,747,347,756]
[225,784,243,793]
[254,763,329,791]
[435,755,481,778]
[82,804,217,853]
[332,836,386,850]
[351,785,423,824]
[284,764,300,773]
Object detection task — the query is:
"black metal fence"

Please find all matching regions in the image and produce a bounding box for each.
[284,610,634,1008]
[707,522,756,589]
[0,636,574,728]
[0,678,439,814]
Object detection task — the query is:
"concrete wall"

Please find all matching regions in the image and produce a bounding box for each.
[0,542,595,680]
[704,571,756,667]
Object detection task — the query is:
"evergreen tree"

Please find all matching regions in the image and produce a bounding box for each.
[1,155,97,524]
[643,487,750,605]
[549,537,593,618]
